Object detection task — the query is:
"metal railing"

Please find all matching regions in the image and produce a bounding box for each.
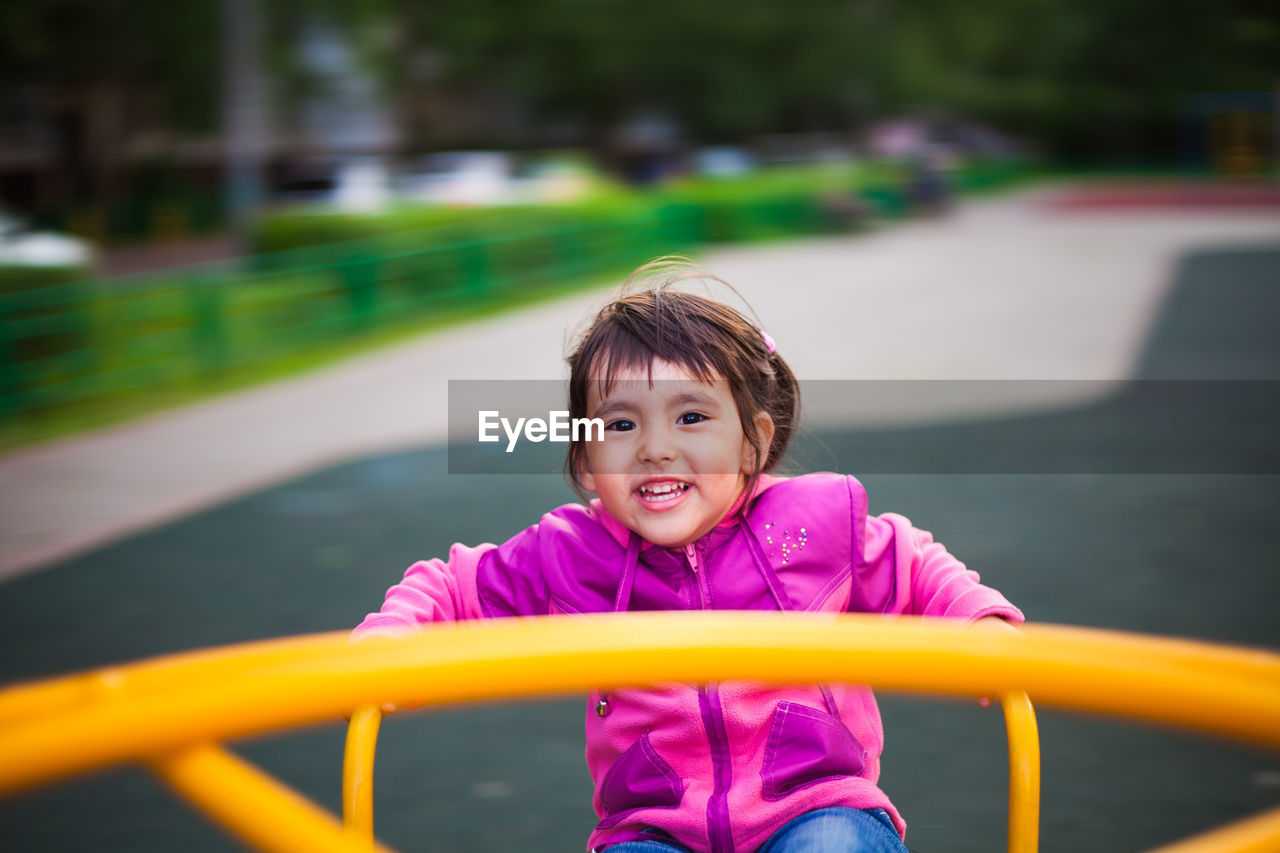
[0,206,701,418]
[1,160,1036,424]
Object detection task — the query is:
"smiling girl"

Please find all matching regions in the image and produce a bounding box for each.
[355,259,1023,853]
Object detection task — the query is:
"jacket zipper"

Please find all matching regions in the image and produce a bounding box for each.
[685,542,711,609]
[686,539,734,853]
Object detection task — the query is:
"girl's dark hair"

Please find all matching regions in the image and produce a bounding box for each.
[564,258,799,505]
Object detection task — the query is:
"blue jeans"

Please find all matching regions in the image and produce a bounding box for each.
[605,807,908,853]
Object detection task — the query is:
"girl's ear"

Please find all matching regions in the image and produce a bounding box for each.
[578,454,597,494]
[741,410,776,475]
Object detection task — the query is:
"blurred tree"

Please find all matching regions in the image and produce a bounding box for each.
[335,0,1278,161]
[2,0,1276,203]
[872,0,1279,161]
[0,0,384,208]
[364,0,883,146]
[0,0,220,201]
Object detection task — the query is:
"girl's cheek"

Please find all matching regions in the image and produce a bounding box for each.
[592,442,625,470]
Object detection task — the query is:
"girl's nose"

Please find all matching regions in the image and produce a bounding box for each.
[637,425,677,464]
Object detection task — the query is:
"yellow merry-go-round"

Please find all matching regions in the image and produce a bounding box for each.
[1,612,1278,853]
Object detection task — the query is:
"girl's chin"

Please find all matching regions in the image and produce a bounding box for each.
[627,510,694,542]
[645,531,700,550]
[639,517,718,550]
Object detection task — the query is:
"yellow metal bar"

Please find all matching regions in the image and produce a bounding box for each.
[1144,805,1280,853]
[148,743,396,853]
[343,704,383,843]
[1001,692,1040,853]
[0,632,360,727]
[1,614,1278,799]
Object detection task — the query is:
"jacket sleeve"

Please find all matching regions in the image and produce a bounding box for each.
[858,506,1024,624]
[351,542,494,639]
[352,521,550,639]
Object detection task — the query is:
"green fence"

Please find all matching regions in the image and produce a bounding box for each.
[0,205,701,421]
[0,160,1033,430]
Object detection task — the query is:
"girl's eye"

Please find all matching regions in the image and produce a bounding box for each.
[678,412,707,425]
[606,419,635,432]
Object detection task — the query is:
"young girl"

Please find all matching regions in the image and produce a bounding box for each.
[354,260,1024,853]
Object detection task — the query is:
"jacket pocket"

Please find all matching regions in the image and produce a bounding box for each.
[599,733,685,820]
[761,701,867,800]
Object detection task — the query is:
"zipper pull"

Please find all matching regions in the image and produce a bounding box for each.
[684,542,699,572]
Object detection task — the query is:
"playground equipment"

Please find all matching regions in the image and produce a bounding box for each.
[1,612,1278,853]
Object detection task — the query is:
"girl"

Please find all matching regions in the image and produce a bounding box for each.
[354,259,1024,853]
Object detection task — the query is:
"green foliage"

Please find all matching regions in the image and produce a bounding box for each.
[5,0,1277,163]
[0,0,221,132]
[0,265,87,296]
[252,204,537,254]
[361,0,1278,157]
[5,1,1274,167]
[0,266,94,405]
[252,163,895,255]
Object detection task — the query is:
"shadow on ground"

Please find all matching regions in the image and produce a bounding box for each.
[1,247,1278,853]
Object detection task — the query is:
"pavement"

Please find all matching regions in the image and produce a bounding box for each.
[2,182,1277,581]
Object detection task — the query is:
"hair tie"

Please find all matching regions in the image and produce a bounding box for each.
[761,330,776,354]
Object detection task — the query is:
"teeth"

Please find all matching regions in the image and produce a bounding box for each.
[639,482,689,501]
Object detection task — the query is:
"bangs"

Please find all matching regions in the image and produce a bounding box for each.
[578,296,732,400]
[585,327,723,400]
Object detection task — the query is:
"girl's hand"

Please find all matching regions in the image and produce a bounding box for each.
[974,615,1021,634]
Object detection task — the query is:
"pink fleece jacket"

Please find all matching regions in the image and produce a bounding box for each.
[354,473,1024,852]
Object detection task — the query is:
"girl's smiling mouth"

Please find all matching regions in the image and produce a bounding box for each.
[636,480,692,507]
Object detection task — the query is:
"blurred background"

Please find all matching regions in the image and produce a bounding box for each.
[1,2,1279,852]
[0,0,1277,443]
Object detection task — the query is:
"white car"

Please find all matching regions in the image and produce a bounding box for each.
[397,152,598,206]
[0,208,94,268]
[693,146,756,178]
[272,157,393,213]
[396,152,517,206]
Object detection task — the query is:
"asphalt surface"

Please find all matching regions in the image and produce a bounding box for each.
[0,186,1278,852]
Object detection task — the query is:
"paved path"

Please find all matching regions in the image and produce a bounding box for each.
[2,183,1277,580]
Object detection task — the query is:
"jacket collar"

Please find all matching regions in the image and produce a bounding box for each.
[589,474,788,550]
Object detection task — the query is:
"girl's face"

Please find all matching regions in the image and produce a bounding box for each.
[579,358,773,548]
